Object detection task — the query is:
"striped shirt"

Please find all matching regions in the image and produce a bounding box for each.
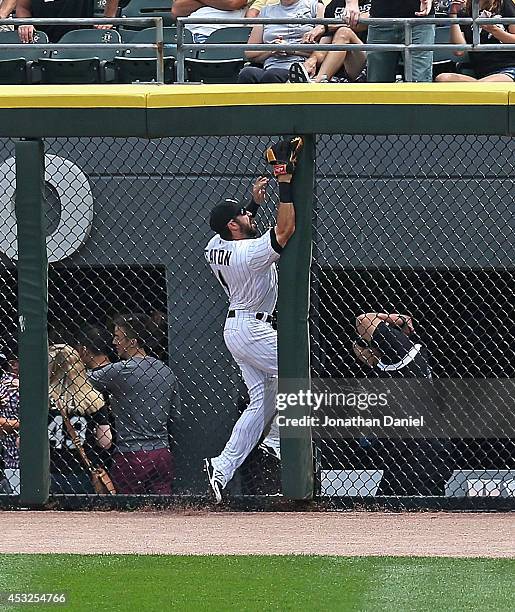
[0,374,19,469]
[205,229,281,313]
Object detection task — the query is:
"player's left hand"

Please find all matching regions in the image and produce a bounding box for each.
[265,137,304,177]
[252,176,268,205]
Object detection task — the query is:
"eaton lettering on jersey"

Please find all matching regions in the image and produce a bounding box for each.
[205,230,280,313]
[205,249,232,266]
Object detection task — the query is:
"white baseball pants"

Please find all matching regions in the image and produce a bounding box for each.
[212,311,280,486]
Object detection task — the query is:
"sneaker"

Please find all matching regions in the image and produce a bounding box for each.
[259,443,281,461]
[289,62,311,83]
[204,458,224,504]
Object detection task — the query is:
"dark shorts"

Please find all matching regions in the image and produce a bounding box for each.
[111,448,174,495]
[486,67,515,81]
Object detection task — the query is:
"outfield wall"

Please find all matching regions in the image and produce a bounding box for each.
[0,84,513,499]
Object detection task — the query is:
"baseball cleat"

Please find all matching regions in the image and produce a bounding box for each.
[204,458,224,504]
[259,443,281,461]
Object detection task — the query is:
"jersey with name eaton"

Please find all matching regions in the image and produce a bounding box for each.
[205,229,280,313]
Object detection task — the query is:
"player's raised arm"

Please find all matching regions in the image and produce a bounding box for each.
[246,176,269,217]
[265,137,303,248]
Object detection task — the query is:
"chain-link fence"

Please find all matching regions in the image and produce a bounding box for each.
[0,134,513,503]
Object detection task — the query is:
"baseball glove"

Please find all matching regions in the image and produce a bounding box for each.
[91,467,117,495]
[265,137,303,177]
[49,344,105,416]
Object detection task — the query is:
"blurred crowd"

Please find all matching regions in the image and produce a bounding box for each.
[0,0,513,84]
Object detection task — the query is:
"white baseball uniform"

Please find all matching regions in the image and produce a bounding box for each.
[205,228,282,486]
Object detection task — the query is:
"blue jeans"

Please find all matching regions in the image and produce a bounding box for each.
[367,23,435,82]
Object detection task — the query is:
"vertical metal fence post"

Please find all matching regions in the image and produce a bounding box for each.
[472,0,480,46]
[278,134,315,500]
[155,17,165,84]
[15,139,49,507]
[404,21,413,82]
[176,19,185,83]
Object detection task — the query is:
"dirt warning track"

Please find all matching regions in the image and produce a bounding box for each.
[1,511,513,557]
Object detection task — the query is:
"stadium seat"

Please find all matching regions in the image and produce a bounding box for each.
[114,27,194,83]
[121,0,175,28]
[94,0,107,17]
[0,30,49,84]
[185,27,250,84]
[38,29,122,84]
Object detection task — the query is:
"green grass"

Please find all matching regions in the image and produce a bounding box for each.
[0,555,513,611]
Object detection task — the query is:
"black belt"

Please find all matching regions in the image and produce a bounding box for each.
[228,310,273,324]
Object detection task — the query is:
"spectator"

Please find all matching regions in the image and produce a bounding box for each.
[435,0,515,82]
[89,314,181,495]
[238,0,325,84]
[0,349,19,495]
[245,0,279,17]
[172,0,249,44]
[0,1,16,32]
[101,0,147,29]
[346,0,435,82]
[289,0,369,83]
[76,325,115,470]
[353,312,454,495]
[147,309,168,361]
[48,343,110,494]
[16,0,95,44]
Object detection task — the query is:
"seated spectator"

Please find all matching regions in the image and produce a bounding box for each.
[89,314,181,495]
[289,0,369,83]
[245,0,279,17]
[102,0,131,20]
[0,349,19,495]
[0,1,16,32]
[238,0,325,84]
[172,0,249,44]
[16,0,95,43]
[435,0,515,83]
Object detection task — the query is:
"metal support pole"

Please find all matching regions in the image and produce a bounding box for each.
[404,21,413,82]
[176,20,185,83]
[472,0,480,46]
[155,18,165,84]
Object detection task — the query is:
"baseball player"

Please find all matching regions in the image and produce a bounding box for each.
[203,137,303,502]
